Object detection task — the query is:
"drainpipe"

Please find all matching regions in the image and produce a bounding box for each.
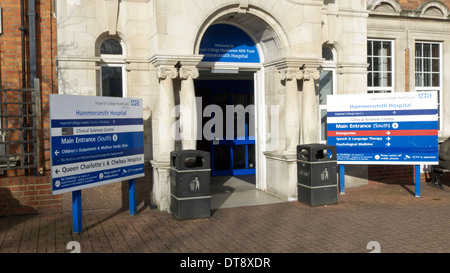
[19,0,29,175]
[28,0,37,88]
[19,0,26,88]
[28,0,37,175]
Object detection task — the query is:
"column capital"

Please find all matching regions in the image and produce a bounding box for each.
[150,55,203,80]
[301,68,321,81]
[157,67,178,80]
[270,58,322,81]
[279,68,303,81]
[150,55,179,80]
[179,66,200,80]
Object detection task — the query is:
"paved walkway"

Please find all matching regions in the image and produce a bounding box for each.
[1,181,450,254]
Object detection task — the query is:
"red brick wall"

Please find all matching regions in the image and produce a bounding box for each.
[0,1,153,217]
[0,1,24,88]
[36,1,57,173]
[0,0,57,216]
[369,165,415,185]
[398,0,450,10]
[0,0,56,165]
[0,176,61,216]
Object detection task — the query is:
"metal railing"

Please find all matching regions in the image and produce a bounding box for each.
[0,78,41,175]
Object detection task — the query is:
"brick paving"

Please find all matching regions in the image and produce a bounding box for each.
[1,181,450,254]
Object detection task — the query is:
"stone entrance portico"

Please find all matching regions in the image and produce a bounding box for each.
[56,0,370,211]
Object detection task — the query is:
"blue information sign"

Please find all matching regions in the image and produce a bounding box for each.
[199,24,260,63]
[50,95,145,195]
[327,92,439,165]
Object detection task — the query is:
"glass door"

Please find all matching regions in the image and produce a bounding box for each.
[208,80,256,176]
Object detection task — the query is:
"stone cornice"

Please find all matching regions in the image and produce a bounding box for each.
[149,55,180,68]
[266,57,322,71]
[56,56,102,62]
[178,55,204,67]
[273,58,322,81]
[149,55,203,67]
[150,55,204,79]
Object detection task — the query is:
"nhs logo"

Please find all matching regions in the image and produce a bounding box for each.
[131,99,140,106]
[418,93,432,99]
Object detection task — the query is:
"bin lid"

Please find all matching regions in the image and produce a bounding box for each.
[170,150,211,169]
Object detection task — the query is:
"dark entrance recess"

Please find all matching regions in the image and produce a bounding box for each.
[195,78,255,177]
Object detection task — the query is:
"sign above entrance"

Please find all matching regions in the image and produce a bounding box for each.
[199,24,260,63]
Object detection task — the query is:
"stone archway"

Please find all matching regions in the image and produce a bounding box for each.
[191,4,325,202]
[191,6,291,196]
[193,5,289,64]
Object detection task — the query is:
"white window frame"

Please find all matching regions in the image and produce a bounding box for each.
[367,39,394,93]
[415,41,442,131]
[99,63,127,98]
[98,38,127,98]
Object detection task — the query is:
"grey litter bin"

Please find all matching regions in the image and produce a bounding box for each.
[170,150,211,220]
[297,144,338,206]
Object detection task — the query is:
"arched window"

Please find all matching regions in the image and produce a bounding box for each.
[419,1,449,18]
[100,39,123,55]
[368,0,402,14]
[319,45,337,142]
[98,37,126,98]
[322,47,334,61]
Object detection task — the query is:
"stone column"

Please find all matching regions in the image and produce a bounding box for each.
[179,66,199,150]
[149,55,202,212]
[150,160,171,212]
[300,68,321,144]
[280,68,302,155]
[157,66,178,161]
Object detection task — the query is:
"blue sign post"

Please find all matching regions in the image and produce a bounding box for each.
[72,190,82,234]
[50,95,145,233]
[129,179,137,216]
[327,92,439,197]
[339,165,346,195]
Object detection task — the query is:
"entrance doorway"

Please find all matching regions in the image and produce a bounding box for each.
[195,77,255,177]
[195,73,285,209]
[193,20,287,208]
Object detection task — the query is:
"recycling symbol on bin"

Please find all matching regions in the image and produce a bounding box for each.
[190,177,200,192]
